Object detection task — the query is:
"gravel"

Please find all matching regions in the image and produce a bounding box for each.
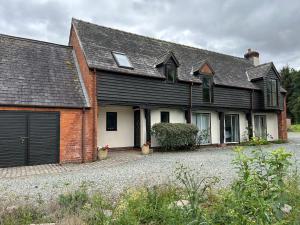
[0,133,299,206]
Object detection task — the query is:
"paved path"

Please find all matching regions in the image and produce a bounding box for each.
[0,133,299,206]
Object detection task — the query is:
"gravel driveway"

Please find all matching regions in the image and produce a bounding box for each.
[0,133,299,206]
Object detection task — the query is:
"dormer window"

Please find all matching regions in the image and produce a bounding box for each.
[112,52,133,69]
[203,76,213,103]
[267,79,278,107]
[165,60,177,83]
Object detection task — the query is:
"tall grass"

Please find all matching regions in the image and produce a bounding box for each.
[0,147,299,225]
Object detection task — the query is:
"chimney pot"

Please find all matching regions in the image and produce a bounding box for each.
[244,49,260,66]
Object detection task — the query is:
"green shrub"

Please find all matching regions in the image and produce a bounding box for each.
[0,206,50,225]
[112,185,189,225]
[240,136,270,146]
[210,147,295,224]
[151,123,198,151]
[288,124,300,132]
[58,188,89,213]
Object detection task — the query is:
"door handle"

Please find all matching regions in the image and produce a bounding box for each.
[20,136,29,144]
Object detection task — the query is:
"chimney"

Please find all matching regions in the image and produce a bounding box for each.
[244,48,260,66]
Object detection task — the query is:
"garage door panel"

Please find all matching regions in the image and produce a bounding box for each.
[0,112,27,167]
[28,113,59,166]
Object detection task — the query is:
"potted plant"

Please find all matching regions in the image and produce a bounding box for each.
[98,144,109,160]
[142,142,150,155]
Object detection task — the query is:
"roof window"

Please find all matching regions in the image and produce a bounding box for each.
[112,52,133,69]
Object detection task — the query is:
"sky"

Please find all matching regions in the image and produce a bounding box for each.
[0,0,299,69]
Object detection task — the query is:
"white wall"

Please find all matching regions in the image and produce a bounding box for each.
[98,106,134,148]
[252,112,278,141]
[192,110,220,144]
[150,108,186,147]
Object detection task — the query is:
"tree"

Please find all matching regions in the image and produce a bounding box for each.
[280,66,300,123]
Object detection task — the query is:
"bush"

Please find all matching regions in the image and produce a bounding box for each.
[210,147,297,224]
[240,136,270,146]
[151,123,198,151]
[288,124,300,132]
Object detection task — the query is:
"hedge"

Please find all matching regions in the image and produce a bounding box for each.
[151,123,199,151]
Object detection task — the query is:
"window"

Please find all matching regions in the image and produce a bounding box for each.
[192,113,211,144]
[267,79,278,107]
[160,111,170,123]
[225,114,239,143]
[202,77,213,103]
[254,115,267,138]
[112,52,133,68]
[165,61,177,83]
[106,112,117,131]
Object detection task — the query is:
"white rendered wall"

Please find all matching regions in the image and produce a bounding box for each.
[192,110,220,144]
[98,106,134,148]
[150,108,186,147]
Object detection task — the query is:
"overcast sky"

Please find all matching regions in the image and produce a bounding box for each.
[0,0,299,69]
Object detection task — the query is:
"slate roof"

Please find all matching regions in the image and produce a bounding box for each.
[0,34,87,108]
[246,62,273,81]
[72,19,260,89]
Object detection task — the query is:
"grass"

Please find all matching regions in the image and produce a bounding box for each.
[289,124,300,132]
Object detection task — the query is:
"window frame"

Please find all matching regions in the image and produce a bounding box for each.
[112,51,133,69]
[160,111,170,123]
[192,113,211,145]
[254,115,267,138]
[202,76,213,103]
[165,60,177,83]
[106,112,117,131]
[224,114,240,143]
[267,79,278,107]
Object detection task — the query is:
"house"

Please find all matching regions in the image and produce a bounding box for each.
[0,18,287,167]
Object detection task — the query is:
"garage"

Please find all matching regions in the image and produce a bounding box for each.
[0,111,60,167]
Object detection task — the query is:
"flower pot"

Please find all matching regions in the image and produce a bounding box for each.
[98,149,108,160]
[142,145,150,155]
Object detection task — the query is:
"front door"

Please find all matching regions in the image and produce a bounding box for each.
[134,110,141,148]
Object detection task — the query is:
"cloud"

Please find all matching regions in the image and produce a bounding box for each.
[0,0,299,69]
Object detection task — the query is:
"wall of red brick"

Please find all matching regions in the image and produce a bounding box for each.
[278,95,288,141]
[69,25,98,162]
[0,106,84,163]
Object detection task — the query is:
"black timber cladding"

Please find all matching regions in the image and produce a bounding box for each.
[97,71,189,106]
[0,111,59,167]
[98,71,253,109]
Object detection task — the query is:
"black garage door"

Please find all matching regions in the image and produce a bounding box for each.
[0,111,60,167]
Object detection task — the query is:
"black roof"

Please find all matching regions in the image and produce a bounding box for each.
[0,34,88,108]
[72,18,270,90]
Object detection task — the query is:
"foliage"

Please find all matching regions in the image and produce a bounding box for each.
[240,136,270,146]
[0,206,50,225]
[288,124,300,132]
[197,129,210,145]
[210,147,295,224]
[0,147,299,225]
[151,123,198,151]
[280,66,300,123]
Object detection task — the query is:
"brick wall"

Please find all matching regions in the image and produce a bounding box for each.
[0,106,83,163]
[69,25,98,162]
[278,95,288,141]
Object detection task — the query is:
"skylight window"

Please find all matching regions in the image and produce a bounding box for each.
[112,52,133,69]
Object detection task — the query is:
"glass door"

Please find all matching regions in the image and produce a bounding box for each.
[192,113,211,144]
[254,115,267,138]
[225,114,239,143]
